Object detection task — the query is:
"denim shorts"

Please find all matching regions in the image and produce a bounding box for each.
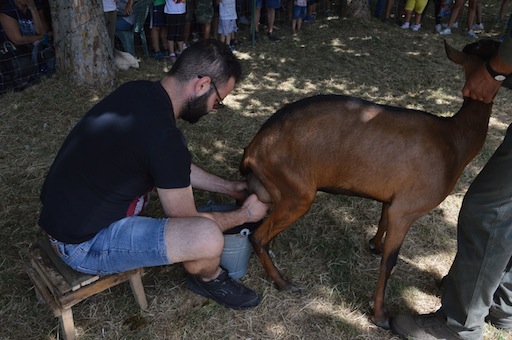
[50,216,171,276]
[293,5,306,19]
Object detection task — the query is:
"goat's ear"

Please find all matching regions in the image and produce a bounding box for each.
[445,40,467,65]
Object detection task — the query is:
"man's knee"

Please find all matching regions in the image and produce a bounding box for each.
[165,217,224,261]
[195,218,224,256]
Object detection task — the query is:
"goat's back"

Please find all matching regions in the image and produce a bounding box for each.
[241,95,471,208]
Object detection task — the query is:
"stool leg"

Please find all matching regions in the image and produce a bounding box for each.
[129,272,148,310]
[59,307,76,340]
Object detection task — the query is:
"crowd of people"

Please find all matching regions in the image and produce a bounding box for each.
[128,0,511,63]
[107,0,332,61]
[2,0,510,67]
[378,0,510,37]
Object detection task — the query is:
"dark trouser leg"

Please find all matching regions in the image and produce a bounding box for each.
[442,124,512,339]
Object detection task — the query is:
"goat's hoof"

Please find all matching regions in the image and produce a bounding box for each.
[288,283,304,293]
[368,238,382,255]
[277,282,304,293]
[371,314,391,330]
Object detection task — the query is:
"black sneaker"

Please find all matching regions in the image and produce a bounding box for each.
[186,270,260,310]
[391,311,462,339]
[267,32,280,42]
[486,307,512,331]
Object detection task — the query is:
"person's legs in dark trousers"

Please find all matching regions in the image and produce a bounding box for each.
[433,0,442,31]
[105,11,117,51]
[441,124,512,339]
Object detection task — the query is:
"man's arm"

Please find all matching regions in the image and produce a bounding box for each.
[462,32,512,103]
[124,0,134,15]
[0,13,44,45]
[190,163,248,201]
[157,185,268,232]
[26,0,48,35]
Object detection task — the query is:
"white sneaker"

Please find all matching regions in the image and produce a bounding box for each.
[467,30,479,39]
[471,23,484,31]
[435,24,442,33]
[401,22,410,29]
[452,21,459,29]
[412,24,421,31]
[439,27,452,35]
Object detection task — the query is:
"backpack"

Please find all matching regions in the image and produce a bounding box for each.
[32,37,56,75]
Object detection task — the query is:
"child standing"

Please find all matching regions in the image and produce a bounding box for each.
[217,0,237,51]
[165,0,186,63]
[400,0,428,31]
[292,0,307,34]
[151,0,168,60]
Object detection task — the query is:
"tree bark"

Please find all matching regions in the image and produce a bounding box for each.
[48,0,114,87]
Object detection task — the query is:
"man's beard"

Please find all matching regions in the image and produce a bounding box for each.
[180,92,210,124]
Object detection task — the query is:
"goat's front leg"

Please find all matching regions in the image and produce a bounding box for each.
[370,212,415,329]
[370,246,400,329]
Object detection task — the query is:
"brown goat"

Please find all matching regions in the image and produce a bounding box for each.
[240,40,502,329]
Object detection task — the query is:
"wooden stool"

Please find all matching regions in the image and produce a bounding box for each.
[26,238,148,340]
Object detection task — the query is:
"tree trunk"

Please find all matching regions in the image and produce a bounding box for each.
[338,0,371,20]
[48,0,114,87]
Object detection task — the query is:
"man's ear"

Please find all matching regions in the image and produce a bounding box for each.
[195,76,211,97]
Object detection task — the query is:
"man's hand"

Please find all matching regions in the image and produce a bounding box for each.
[24,0,38,11]
[125,0,134,15]
[463,53,512,103]
[241,194,269,223]
[229,180,248,202]
[462,63,501,103]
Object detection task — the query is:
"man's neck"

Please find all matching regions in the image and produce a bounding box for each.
[161,76,183,121]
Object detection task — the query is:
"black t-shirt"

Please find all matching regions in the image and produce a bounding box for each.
[38,80,192,244]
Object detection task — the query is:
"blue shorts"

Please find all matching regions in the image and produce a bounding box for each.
[50,216,171,276]
[255,0,281,9]
[116,17,133,31]
[151,4,166,28]
[293,5,306,19]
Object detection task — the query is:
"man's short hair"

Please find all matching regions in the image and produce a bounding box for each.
[168,39,242,87]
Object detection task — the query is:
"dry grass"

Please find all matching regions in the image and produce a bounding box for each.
[2,2,512,339]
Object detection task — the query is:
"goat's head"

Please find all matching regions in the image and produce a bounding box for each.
[445,39,512,89]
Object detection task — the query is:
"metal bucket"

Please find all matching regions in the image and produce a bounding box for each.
[220,227,253,280]
[197,202,261,280]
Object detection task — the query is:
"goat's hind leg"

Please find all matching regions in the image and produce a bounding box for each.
[251,197,314,292]
[369,203,389,255]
